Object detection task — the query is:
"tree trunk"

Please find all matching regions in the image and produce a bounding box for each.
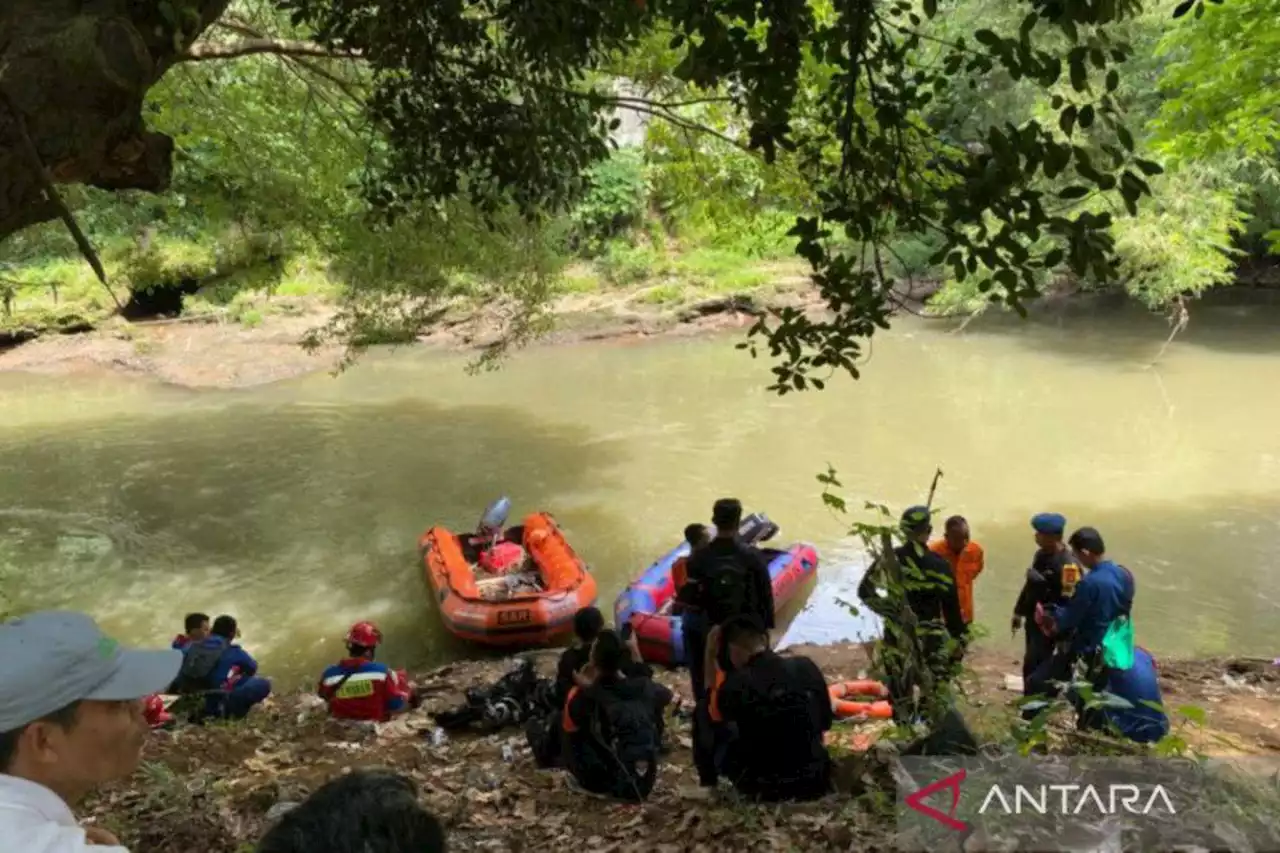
[0,1,232,242]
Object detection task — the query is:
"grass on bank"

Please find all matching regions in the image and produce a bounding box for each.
[0,231,809,344]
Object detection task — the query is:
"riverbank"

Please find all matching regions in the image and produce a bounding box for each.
[85,643,1280,853]
[0,262,827,389]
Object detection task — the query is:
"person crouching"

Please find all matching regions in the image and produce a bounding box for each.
[318,622,419,723]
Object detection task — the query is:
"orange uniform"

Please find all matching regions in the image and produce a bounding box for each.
[928,539,985,624]
[672,556,689,593]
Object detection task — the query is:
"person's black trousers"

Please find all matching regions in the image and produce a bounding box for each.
[1022,626,1054,682]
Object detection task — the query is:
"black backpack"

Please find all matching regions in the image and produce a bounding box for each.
[170,643,223,694]
[702,549,756,625]
[589,686,659,800]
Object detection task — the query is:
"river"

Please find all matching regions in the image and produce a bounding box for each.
[1,299,1278,687]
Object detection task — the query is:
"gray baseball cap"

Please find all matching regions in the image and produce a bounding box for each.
[0,611,182,731]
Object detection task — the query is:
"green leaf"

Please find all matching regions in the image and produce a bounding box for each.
[1059,106,1078,138]
[1172,0,1196,17]
[1117,125,1134,153]
[1105,69,1119,93]
[1176,704,1207,726]
[1058,186,1090,200]
[1069,55,1088,92]
[1135,158,1164,176]
[1078,105,1095,129]
[1044,248,1065,267]
[922,0,937,18]
[974,29,1001,48]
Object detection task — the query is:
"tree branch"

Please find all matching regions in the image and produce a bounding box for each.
[0,91,122,310]
[177,37,359,64]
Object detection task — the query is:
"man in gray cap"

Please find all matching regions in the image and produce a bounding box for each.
[0,610,181,852]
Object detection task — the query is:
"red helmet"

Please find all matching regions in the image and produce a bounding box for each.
[345,621,382,648]
[143,694,172,728]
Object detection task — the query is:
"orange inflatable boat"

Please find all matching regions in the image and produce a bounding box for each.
[419,510,598,648]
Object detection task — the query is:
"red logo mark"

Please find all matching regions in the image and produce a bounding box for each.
[904,768,969,831]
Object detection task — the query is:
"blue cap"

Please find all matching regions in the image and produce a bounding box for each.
[1031,512,1066,535]
[0,611,181,730]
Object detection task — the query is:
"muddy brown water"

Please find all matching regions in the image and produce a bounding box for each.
[1,300,1278,687]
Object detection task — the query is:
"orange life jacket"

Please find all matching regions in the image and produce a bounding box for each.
[672,556,689,592]
[562,685,580,734]
[928,539,985,623]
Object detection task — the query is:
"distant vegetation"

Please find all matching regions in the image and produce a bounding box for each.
[2,0,1276,375]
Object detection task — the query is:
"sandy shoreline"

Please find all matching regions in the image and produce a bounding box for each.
[0,287,826,390]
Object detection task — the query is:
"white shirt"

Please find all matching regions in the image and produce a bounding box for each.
[0,773,129,853]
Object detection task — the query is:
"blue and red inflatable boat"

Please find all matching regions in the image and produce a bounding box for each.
[614,535,819,667]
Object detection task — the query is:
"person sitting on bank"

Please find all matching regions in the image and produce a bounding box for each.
[175,615,272,720]
[0,610,182,852]
[561,630,669,802]
[318,622,419,723]
[707,615,833,802]
[172,612,210,651]
[554,607,606,711]
[928,516,985,626]
[531,608,665,769]
[256,770,446,853]
[1013,512,1083,692]
[1031,527,1135,698]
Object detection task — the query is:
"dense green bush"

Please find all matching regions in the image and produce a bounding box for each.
[568,148,648,256]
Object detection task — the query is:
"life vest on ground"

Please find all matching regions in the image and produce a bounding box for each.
[828,681,893,720]
[318,659,410,722]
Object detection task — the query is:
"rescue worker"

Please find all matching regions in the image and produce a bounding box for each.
[561,630,670,802]
[318,622,418,722]
[554,607,606,708]
[928,516,985,625]
[671,523,711,602]
[1079,646,1168,744]
[858,506,966,722]
[182,615,272,720]
[1034,527,1135,698]
[681,498,774,790]
[707,615,833,801]
[172,612,210,650]
[1013,513,1084,692]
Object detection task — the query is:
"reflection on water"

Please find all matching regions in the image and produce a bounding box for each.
[1,301,1279,686]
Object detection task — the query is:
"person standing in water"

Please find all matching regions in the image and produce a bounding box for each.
[928,516,985,626]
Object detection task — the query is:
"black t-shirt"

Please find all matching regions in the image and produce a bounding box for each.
[1014,547,1083,617]
[682,537,775,628]
[880,541,967,640]
[716,650,833,799]
[555,645,653,709]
